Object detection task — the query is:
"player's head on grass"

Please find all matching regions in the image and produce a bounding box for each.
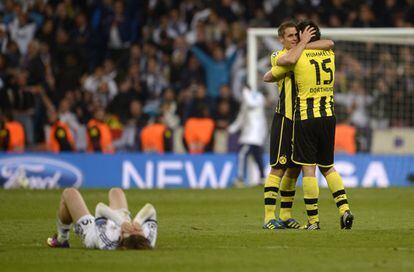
[278,21,298,50]
[119,221,152,250]
[297,20,321,42]
[119,234,152,250]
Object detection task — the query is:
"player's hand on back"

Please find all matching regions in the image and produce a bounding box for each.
[300,26,316,44]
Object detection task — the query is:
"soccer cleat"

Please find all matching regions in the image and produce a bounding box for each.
[277,218,301,229]
[340,210,354,229]
[301,221,320,230]
[263,219,285,229]
[47,234,70,248]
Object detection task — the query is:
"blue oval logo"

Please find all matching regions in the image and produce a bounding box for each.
[0,156,83,189]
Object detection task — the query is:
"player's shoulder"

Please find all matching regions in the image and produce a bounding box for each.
[271,48,287,57]
[271,48,287,66]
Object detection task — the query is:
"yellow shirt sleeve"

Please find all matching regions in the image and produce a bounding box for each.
[270,50,293,79]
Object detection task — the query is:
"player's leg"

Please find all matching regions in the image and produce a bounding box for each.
[59,188,91,222]
[108,187,131,222]
[234,144,250,187]
[108,187,128,210]
[278,166,301,228]
[277,116,300,226]
[317,116,353,229]
[319,166,350,215]
[48,188,91,247]
[320,166,354,229]
[302,165,320,229]
[321,167,353,229]
[292,118,320,229]
[263,167,285,229]
[263,113,286,229]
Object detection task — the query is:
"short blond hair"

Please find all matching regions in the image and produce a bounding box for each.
[278,21,297,37]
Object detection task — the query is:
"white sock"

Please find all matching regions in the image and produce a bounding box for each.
[57,218,71,243]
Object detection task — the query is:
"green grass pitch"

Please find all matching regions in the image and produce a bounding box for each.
[1,187,414,272]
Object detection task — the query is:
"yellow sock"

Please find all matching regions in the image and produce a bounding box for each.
[264,174,281,223]
[303,176,319,224]
[279,176,297,221]
[325,171,350,215]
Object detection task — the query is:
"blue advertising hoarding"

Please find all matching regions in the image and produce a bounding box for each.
[0,153,413,189]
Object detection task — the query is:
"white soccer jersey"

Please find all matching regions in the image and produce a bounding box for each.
[74,215,121,250]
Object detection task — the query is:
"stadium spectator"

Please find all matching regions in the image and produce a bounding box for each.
[113,99,149,152]
[47,187,157,250]
[176,86,194,124]
[57,97,84,150]
[86,107,114,153]
[9,70,35,146]
[8,11,37,55]
[0,110,25,152]
[189,83,213,117]
[141,56,168,104]
[24,40,45,85]
[214,100,233,130]
[160,88,180,129]
[190,44,238,98]
[0,24,9,53]
[215,84,239,117]
[46,109,75,153]
[335,120,357,155]
[140,115,172,154]
[183,104,215,154]
[179,54,205,88]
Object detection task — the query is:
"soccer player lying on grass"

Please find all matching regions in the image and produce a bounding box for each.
[47,187,157,250]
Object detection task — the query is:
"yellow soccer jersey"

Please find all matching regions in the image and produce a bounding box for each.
[270,49,296,120]
[294,49,335,120]
[271,49,335,121]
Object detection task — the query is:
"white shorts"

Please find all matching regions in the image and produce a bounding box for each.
[74,215,97,248]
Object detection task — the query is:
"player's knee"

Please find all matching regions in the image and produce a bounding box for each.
[109,187,123,196]
[270,167,284,177]
[320,166,335,177]
[302,165,316,177]
[285,167,301,178]
[62,187,79,199]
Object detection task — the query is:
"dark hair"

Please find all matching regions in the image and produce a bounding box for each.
[119,234,152,250]
[278,21,297,37]
[296,20,321,42]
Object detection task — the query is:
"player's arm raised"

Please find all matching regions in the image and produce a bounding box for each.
[95,202,131,225]
[277,25,316,66]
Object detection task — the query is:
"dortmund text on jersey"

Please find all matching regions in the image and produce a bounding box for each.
[293,49,335,120]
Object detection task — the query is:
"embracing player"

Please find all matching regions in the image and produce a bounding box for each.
[262,21,334,229]
[47,187,157,249]
[272,20,354,230]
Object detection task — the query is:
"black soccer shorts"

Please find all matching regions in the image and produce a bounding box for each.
[269,113,298,169]
[292,116,336,167]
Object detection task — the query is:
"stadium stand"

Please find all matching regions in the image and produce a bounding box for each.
[0,0,413,153]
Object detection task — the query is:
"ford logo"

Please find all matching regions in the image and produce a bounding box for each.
[0,156,83,189]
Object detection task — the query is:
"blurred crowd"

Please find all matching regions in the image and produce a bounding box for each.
[0,0,413,153]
